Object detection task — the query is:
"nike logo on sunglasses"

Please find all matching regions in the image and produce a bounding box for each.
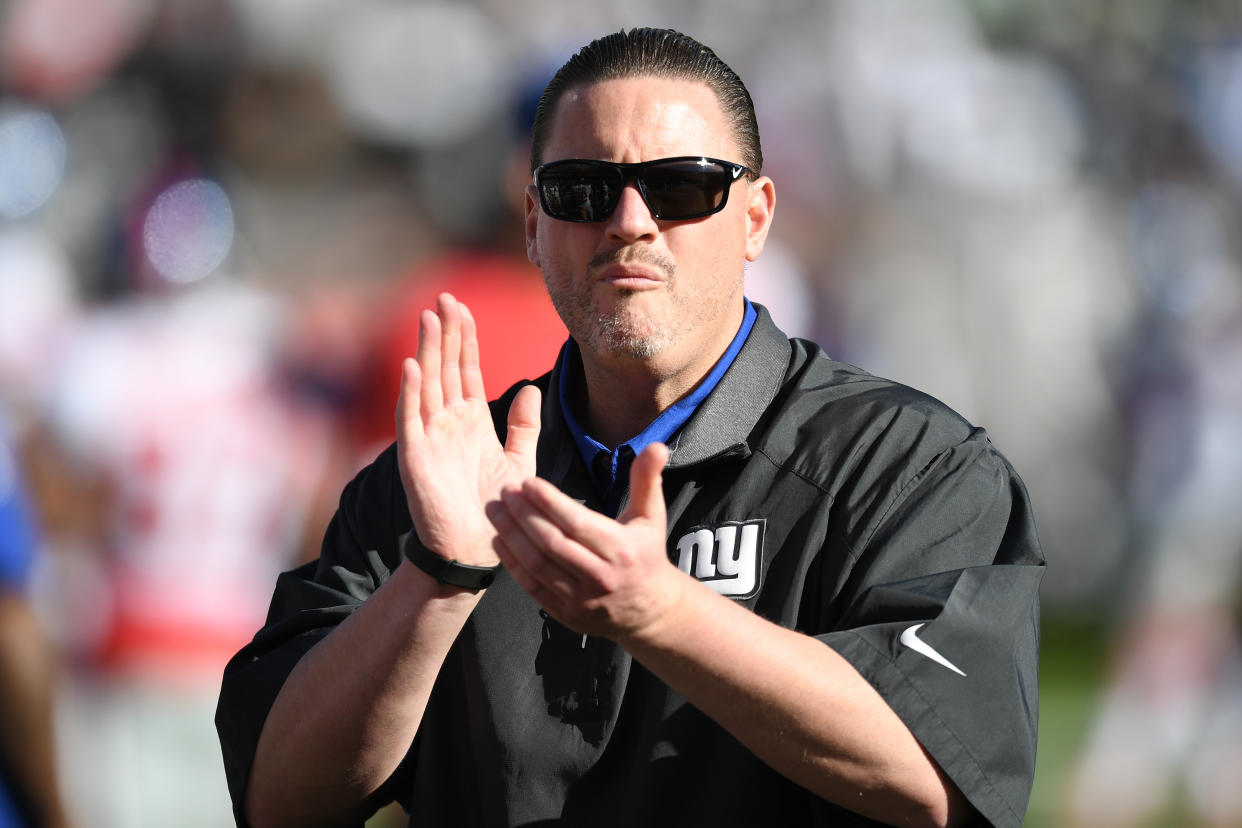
[534,156,751,223]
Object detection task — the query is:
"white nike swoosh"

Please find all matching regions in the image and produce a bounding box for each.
[900,623,966,677]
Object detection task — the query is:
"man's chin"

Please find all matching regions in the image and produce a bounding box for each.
[593,318,671,360]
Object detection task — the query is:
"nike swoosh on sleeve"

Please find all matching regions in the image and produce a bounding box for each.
[900,623,966,677]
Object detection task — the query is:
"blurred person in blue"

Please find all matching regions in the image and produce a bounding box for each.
[1065,173,1242,827]
[0,415,69,828]
[218,28,1044,828]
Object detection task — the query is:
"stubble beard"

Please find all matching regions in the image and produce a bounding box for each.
[545,248,682,360]
[593,307,673,358]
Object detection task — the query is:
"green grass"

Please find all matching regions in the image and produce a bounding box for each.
[1027,615,1113,826]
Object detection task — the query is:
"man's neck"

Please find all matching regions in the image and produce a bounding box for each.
[576,361,681,450]
[573,331,739,450]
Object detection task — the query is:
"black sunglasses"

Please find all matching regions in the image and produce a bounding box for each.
[533,156,752,223]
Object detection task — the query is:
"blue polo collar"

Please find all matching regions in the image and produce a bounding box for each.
[558,299,757,511]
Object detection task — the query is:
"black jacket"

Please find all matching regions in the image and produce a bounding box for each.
[217,306,1043,827]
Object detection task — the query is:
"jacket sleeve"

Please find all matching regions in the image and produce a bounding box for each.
[818,427,1044,828]
[213,443,413,827]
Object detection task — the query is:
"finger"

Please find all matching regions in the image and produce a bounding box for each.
[458,301,486,402]
[437,293,464,404]
[504,385,542,470]
[619,442,668,526]
[486,496,581,600]
[417,309,443,419]
[395,357,425,446]
[492,534,569,619]
[508,480,616,573]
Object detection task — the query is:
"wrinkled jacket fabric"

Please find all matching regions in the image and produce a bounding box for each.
[217,306,1043,827]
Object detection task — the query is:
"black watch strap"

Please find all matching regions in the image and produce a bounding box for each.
[400,531,501,591]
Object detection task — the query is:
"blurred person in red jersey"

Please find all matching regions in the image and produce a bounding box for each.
[36,149,338,826]
[353,73,567,456]
[356,251,567,455]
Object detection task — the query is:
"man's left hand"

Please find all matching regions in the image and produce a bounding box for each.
[485,442,684,641]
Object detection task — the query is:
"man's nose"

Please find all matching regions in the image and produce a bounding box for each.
[604,182,659,241]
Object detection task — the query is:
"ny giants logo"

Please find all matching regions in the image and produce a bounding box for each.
[672,519,765,599]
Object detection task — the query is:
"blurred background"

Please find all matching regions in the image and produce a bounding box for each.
[1,0,1240,825]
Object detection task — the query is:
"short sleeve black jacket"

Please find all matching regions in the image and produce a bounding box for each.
[216,305,1044,827]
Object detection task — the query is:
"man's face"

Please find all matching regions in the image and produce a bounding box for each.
[525,77,773,378]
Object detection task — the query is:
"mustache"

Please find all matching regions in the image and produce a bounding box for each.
[587,246,675,277]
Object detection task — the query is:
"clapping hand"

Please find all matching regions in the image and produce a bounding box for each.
[395,293,542,566]
[486,442,685,642]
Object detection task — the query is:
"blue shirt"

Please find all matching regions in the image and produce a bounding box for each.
[0,433,36,591]
[0,422,37,826]
[558,299,757,513]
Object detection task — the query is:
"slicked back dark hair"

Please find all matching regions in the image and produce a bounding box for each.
[530,28,763,175]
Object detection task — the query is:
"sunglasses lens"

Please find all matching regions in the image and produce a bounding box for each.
[536,158,742,222]
[538,165,620,222]
[640,159,729,219]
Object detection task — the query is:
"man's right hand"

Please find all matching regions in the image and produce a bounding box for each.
[395,292,542,566]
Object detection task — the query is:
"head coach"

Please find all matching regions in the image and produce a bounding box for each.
[217,27,1043,828]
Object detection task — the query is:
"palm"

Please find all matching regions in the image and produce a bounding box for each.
[396,295,541,565]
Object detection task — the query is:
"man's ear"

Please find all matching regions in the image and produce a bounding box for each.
[744,176,776,263]
[524,185,542,268]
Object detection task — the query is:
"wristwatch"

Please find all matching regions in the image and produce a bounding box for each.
[400,531,501,591]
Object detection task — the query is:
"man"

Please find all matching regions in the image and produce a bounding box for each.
[217,28,1043,828]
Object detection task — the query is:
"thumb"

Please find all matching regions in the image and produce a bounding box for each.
[504,384,542,470]
[621,442,668,526]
